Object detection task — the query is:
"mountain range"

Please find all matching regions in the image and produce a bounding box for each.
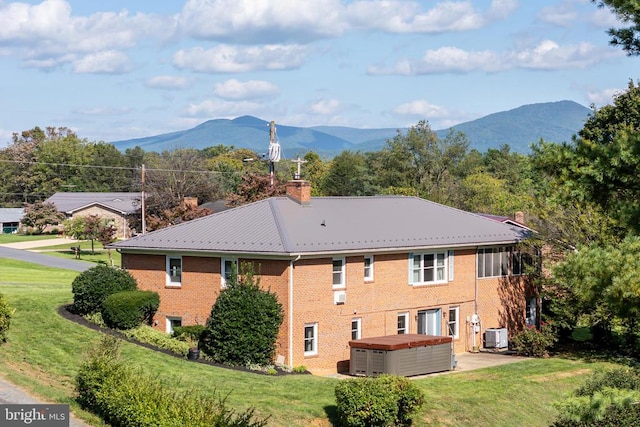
[111,100,591,158]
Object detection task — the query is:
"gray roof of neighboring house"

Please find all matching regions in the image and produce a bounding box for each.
[46,192,140,215]
[0,208,24,223]
[111,196,530,256]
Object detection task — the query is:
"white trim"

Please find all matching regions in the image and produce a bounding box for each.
[364,255,374,282]
[166,255,182,287]
[221,258,237,289]
[332,257,346,289]
[165,316,182,334]
[397,312,409,334]
[410,251,448,285]
[351,318,362,340]
[448,306,459,339]
[304,323,318,356]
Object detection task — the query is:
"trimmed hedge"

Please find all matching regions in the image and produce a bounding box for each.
[0,293,13,343]
[335,374,425,427]
[72,265,137,315]
[76,336,268,427]
[102,290,159,330]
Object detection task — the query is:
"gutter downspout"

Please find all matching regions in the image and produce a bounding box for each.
[473,246,480,353]
[288,255,300,368]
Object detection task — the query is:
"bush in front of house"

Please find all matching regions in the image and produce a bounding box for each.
[0,293,14,343]
[200,262,284,366]
[101,290,159,330]
[334,374,425,427]
[551,367,640,426]
[71,265,137,315]
[76,335,268,427]
[511,321,558,357]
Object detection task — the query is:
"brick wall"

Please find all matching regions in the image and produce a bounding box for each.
[123,247,529,375]
[71,206,131,239]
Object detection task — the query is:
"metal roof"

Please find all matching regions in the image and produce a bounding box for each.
[0,208,24,223]
[111,195,530,256]
[46,192,140,214]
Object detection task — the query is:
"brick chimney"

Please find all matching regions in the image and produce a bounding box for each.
[514,211,525,224]
[286,180,311,205]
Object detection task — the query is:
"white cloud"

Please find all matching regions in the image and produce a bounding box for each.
[178,0,345,43]
[393,100,450,118]
[0,0,168,71]
[310,98,344,115]
[586,87,621,107]
[72,50,132,74]
[370,40,620,75]
[173,44,308,73]
[347,0,517,33]
[184,99,263,118]
[213,79,280,100]
[146,75,191,90]
[537,0,579,27]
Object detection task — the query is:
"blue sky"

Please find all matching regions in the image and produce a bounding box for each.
[0,0,633,146]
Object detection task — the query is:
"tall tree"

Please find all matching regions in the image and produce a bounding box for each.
[225,173,286,207]
[594,0,640,55]
[21,201,65,233]
[321,150,375,196]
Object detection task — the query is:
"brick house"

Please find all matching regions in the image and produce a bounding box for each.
[111,180,535,375]
[46,192,140,239]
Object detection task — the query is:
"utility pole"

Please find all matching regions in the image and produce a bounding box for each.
[141,164,146,234]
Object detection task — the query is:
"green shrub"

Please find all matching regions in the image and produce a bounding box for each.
[335,374,425,427]
[76,335,268,427]
[173,325,206,342]
[72,265,137,315]
[0,293,14,343]
[552,367,640,426]
[121,325,190,356]
[200,262,283,366]
[101,290,159,330]
[511,322,558,357]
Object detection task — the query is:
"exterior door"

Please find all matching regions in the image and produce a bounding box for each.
[417,308,441,336]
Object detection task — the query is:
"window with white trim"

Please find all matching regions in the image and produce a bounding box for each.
[304,323,318,356]
[411,252,447,284]
[448,306,459,339]
[332,257,345,288]
[166,256,182,286]
[351,318,361,340]
[166,317,182,334]
[221,258,237,289]
[397,312,409,335]
[364,255,374,282]
[526,297,537,326]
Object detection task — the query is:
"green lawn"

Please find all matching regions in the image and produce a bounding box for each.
[32,242,121,267]
[0,234,60,244]
[0,258,622,426]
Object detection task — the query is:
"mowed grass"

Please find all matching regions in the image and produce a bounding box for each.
[0,234,60,244]
[0,257,622,426]
[33,242,121,267]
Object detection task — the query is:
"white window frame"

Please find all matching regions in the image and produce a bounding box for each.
[166,316,182,334]
[304,323,318,356]
[397,312,409,335]
[411,252,448,285]
[221,258,237,289]
[332,257,345,289]
[526,297,537,326]
[448,306,459,339]
[166,256,182,287]
[351,318,362,340]
[363,255,374,282]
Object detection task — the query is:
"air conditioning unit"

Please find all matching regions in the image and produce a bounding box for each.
[334,290,346,305]
[485,328,508,349]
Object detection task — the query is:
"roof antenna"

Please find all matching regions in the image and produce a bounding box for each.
[268,120,281,187]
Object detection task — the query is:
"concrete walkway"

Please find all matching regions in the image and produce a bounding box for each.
[0,237,79,249]
[452,350,527,372]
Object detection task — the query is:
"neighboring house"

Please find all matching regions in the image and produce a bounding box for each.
[46,192,140,239]
[0,208,25,234]
[111,180,535,375]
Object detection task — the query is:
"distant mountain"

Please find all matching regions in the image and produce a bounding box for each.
[111,100,591,157]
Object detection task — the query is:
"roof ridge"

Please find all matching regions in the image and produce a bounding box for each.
[269,199,293,252]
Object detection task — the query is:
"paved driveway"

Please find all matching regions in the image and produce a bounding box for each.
[0,246,93,272]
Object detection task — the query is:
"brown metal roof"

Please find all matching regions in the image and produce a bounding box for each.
[111,195,530,255]
[349,334,452,351]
